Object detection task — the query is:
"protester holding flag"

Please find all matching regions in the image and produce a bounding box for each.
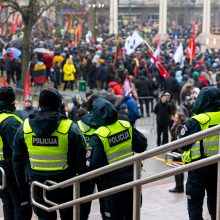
[32,58,47,93]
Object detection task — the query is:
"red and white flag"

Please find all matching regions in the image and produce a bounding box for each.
[148,49,169,79]
[122,74,132,94]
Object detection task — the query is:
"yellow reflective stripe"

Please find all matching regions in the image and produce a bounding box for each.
[191,150,201,158]
[108,148,133,162]
[30,161,68,168]
[204,149,219,155]
[0,148,3,153]
[29,154,67,160]
[203,140,219,147]
[77,121,90,132]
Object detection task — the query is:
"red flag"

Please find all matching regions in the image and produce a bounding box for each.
[74,25,79,47]
[147,49,169,79]
[23,67,32,100]
[64,16,69,32]
[1,76,7,87]
[186,22,196,64]
[9,15,19,34]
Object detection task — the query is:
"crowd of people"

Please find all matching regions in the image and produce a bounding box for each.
[0,19,220,219]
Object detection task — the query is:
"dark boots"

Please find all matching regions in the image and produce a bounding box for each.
[169,173,184,193]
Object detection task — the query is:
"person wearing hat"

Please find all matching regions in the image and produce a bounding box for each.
[12,88,88,220]
[180,87,220,220]
[18,98,37,121]
[180,96,193,119]
[0,86,32,219]
[86,97,148,219]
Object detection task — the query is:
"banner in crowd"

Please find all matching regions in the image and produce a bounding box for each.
[125,30,144,55]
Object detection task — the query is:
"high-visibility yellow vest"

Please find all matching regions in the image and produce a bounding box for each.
[0,113,22,161]
[23,118,72,171]
[182,112,220,163]
[77,120,96,148]
[94,120,133,164]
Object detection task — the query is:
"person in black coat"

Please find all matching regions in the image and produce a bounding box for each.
[135,73,152,117]
[154,94,172,146]
[12,88,89,220]
[86,97,148,219]
[163,72,180,102]
[0,86,32,219]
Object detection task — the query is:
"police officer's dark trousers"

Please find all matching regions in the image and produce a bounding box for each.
[101,168,133,220]
[0,165,32,220]
[186,163,217,220]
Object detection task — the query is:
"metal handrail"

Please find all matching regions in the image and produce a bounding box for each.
[31,124,220,220]
[0,167,6,190]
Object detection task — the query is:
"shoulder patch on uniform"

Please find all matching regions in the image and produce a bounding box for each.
[86,149,92,158]
[180,128,186,136]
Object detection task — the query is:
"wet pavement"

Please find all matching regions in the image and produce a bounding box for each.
[0,113,210,219]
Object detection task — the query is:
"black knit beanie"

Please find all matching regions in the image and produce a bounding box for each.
[39,88,62,110]
[0,86,15,104]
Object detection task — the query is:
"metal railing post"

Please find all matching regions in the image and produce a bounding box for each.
[73,181,80,220]
[133,160,142,220]
[0,167,6,190]
[217,131,220,220]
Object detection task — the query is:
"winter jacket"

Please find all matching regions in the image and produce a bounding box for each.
[135,75,152,97]
[12,110,87,186]
[108,82,123,95]
[33,62,47,85]
[63,59,76,81]
[86,97,148,172]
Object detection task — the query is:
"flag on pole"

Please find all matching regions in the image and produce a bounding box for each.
[174,34,178,52]
[74,25,79,47]
[173,42,184,68]
[150,35,161,63]
[147,49,170,79]
[186,22,196,64]
[125,30,144,55]
[23,67,32,100]
[114,35,123,64]
[122,74,132,94]
[9,15,19,34]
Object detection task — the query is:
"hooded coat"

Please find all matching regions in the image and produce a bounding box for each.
[86,97,147,171]
[63,59,76,81]
[180,87,220,151]
[13,109,87,184]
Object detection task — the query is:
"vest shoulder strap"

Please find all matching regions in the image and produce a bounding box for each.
[0,113,22,125]
[23,119,32,133]
[77,120,91,132]
[94,126,110,138]
[192,113,211,125]
[118,120,131,128]
[57,119,73,134]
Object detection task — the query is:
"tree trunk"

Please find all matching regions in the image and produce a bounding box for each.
[21,19,32,87]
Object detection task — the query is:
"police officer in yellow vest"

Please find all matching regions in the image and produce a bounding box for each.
[0,86,32,220]
[12,88,88,220]
[180,87,220,220]
[86,97,148,220]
